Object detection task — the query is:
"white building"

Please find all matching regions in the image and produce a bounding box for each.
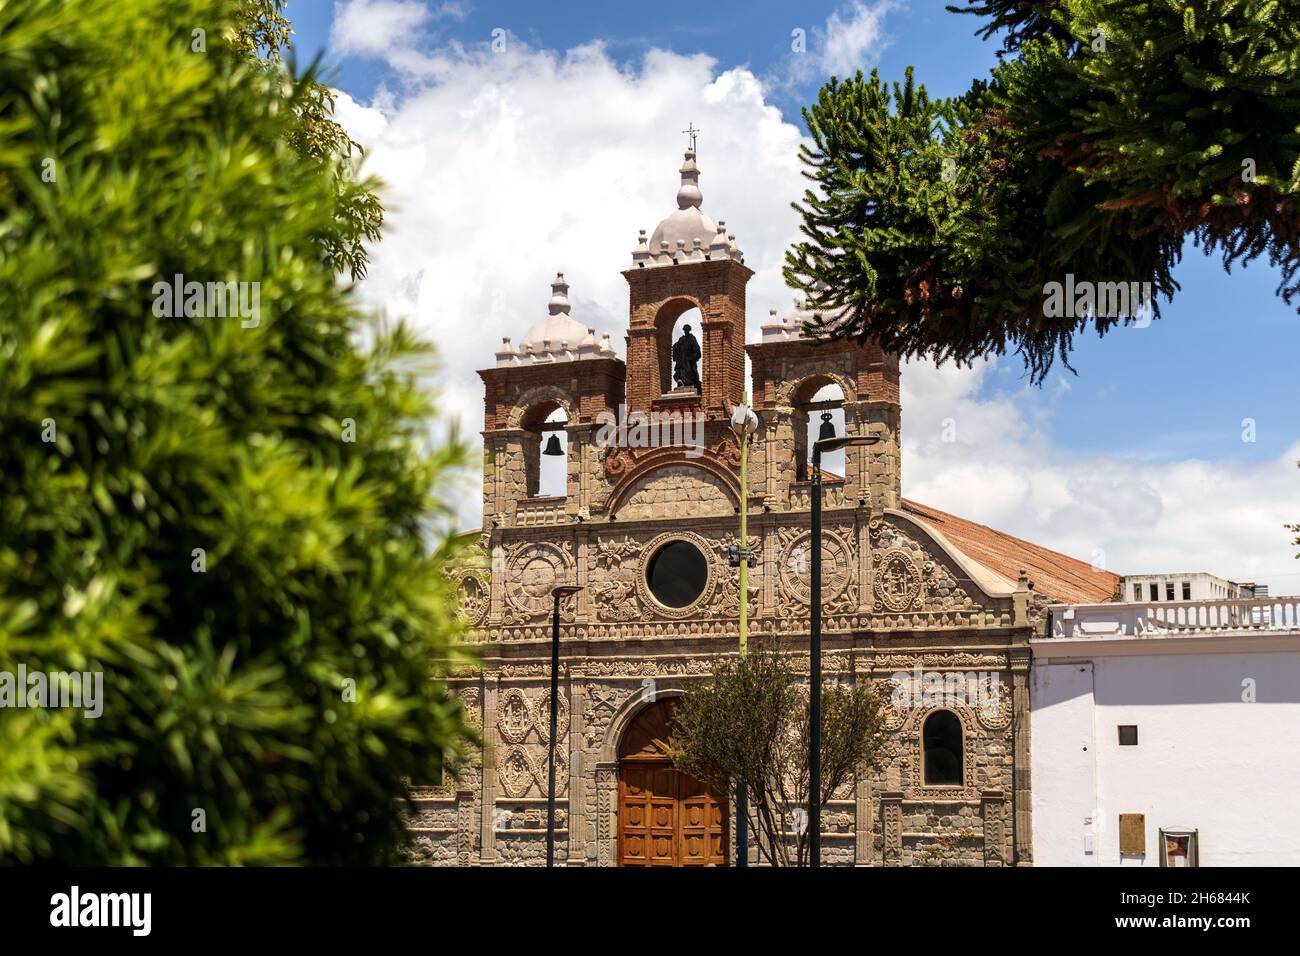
[1031,595,1300,866]
[1120,571,1264,604]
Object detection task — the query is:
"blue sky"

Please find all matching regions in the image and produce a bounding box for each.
[289,1,1299,589]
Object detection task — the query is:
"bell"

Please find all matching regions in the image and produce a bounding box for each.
[817,411,836,442]
[542,433,564,456]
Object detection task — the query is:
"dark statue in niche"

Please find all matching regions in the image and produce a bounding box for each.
[671,324,701,390]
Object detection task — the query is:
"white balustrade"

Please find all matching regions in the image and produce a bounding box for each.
[1050,596,1300,639]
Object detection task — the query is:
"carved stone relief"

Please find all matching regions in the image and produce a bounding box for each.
[499,746,539,798]
[454,569,490,627]
[591,579,639,621]
[779,527,855,612]
[504,542,575,622]
[874,549,922,612]
[868,517,986,624]
[536,689,570,743]
[881,795,903,865]
[458,686,482,728]
[594,536,643,571]
[497,688,533,744]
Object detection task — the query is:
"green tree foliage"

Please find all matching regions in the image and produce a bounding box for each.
[786,0,1300,381]
[0,0,474,864]
[671,644,887,866]
[232,0,383,279]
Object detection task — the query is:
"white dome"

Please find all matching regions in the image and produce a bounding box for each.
[634,149,743,268]
[519,274,588,351]
[496,273,617,366]
[518,313,591,351]
[761,281,849,343]
[649,206,719,259]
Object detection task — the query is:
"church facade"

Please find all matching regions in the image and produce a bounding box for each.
[409,149,1118,866]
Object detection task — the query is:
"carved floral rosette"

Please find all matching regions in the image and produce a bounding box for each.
[504,541,575,620]
[779,528,853,608]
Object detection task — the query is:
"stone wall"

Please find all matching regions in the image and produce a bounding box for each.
[422,641,1026,867]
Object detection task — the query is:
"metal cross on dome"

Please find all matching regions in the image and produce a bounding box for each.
[682,122,699,153]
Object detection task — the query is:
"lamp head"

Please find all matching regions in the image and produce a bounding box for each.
[730,403,758,436]
[815,433,881,454]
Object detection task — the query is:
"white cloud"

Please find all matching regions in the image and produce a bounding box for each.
[901,360,1300,594]
[331,28,1300,596]
[784,0,899,87]
[329,0,444,58]
[820,0,897,77]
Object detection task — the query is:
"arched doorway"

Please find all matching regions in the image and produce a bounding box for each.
[617,698,728,866]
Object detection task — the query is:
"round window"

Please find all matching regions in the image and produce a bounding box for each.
[645,540,708,609]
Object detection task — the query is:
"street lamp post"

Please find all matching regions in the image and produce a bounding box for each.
[548,583,583,868]
[808,419,878,868]
[730,397,759,868]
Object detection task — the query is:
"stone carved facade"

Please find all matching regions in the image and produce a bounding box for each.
[406,150,1041,867]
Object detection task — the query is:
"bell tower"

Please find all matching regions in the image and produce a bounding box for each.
[478,274,623,527]
[622,148,752,419]
[747,304,901,512]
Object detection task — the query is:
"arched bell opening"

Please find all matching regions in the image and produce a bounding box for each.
[521,401,570,499]
[791,377,847,481]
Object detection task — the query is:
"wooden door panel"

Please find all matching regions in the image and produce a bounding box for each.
[679,795,719,866]
[619,765,652,866]
[618,759,727,867]
[681,802,707,828]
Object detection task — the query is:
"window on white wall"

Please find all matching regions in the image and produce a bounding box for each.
[1182,581,1191,600]
[1159,829,1199,867]
[1150,583,1159,601]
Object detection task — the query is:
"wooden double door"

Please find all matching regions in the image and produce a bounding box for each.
[616,700,728,866]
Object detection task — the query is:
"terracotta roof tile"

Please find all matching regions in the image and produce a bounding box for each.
[901,498,1120,605]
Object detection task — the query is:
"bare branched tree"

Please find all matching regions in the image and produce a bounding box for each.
[671,643,888,866]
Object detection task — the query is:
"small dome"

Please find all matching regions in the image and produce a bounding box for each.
[518,273,589,352]
[635,148,742,268]
[763,280,848,342]
[647,149,718,257]
[498,273,618,366]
